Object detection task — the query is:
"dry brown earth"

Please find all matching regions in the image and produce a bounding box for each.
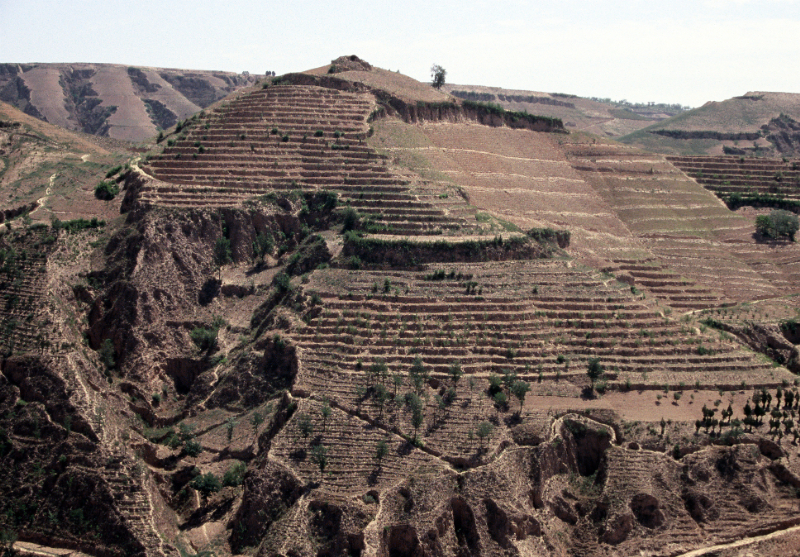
[3,61,800,557]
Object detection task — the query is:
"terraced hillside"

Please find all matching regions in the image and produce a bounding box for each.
[138,83,480,236]
[0,63,257,142]
[3,60,800,557]
[668,155,800,203]
[372,117,800,306]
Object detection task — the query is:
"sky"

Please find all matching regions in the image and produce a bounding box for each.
[2,0,800,108]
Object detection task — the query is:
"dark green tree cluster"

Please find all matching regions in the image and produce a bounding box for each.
[756,210,799,241]
[488,369,530,416]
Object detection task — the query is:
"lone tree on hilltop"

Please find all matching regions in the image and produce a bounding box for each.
[431,64,446,90]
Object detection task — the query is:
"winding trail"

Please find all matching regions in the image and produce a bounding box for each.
[675,521,800,557]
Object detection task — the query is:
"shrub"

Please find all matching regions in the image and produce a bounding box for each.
[94,181,119,200]
[314,130,324,137]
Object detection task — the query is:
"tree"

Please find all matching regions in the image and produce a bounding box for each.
[502,369,518,391]
[223,462,247,487]
[310,444,328,473]
[476,421,494,451]
[252,232,273,265]
[369,358,389,387]
[391,372,404,398]
[375,439,389,466]
[321,400,331,432]
[214,236,233,280]
[99,338,115,369]
[448,361,463,388]
[587,358,604,390]
[184,439,202,460]
[406,393,424,441]
[409,357,429,395]
[431,64,446,90]
[190,472,221,501]
[297,413,313,441]
[374,384,389,420]
[494,391,508,413]
[226,418,237,442]
[510,380,530,416]
[250,412,264,443]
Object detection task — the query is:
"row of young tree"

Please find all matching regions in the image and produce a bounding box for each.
[695,386,800,443]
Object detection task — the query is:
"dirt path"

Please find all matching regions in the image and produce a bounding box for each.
[527,389,753,423]
[676,521,800,557]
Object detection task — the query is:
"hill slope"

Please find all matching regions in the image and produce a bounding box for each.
[620,92,800,156]
[0,100,132,222]
[2,60,800,557]
[0,63,258,142]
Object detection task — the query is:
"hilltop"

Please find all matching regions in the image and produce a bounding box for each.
[620,92,800,156]
[1,57,800,557]
[0,63,258,142]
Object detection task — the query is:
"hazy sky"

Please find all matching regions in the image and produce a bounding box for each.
[2,0,799,107]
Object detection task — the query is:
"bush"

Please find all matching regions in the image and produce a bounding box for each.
[222,462,247,487]
[53,217,105,234]
[190,327,218,351]
[190,472,222,498]
[341,207,360,232]
[94,181,119,200]
[756,210,799,241]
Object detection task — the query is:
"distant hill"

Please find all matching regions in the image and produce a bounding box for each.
[0,100,131,222]
[0,63,259,142]
[619,92,800,156]
[440,83,688,137]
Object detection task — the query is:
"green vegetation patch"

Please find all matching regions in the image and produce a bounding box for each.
[341,232,543,267]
